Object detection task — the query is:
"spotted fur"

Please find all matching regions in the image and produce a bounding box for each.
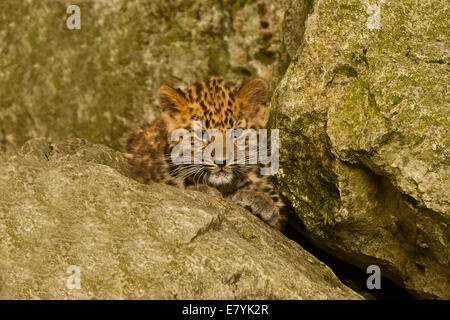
[126,77,286,229]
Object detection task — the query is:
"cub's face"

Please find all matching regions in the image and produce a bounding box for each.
[158,77,268,188]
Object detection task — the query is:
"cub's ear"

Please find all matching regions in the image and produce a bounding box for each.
[237,78,268,106]
[158,85,187,113]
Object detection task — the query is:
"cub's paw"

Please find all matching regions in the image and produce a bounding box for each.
[228,190,281,228]
[186,184,222,198]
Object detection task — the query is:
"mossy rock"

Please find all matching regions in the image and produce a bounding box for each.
[269,0,449,299]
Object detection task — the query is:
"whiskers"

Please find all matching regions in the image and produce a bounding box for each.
[169,163,209,185]
[125,143,271,187]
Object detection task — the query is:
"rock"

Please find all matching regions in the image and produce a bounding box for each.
[269,0,449,299]
[0,138,362,299]
[0,0,286,154]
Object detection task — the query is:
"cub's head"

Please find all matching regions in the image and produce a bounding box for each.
[158,77,268,189]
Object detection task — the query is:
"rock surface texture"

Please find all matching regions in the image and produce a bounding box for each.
[0,139,362,299]
[269,0,449,299]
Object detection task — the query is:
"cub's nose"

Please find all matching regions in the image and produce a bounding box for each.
[216,163,226,170]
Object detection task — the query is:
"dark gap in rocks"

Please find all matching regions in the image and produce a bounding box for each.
[280,209,415,300]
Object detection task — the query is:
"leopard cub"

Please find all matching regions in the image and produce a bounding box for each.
[126,77,286,229]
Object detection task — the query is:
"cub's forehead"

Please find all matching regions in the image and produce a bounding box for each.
[183,77,239,106]
[160,77,267,131]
